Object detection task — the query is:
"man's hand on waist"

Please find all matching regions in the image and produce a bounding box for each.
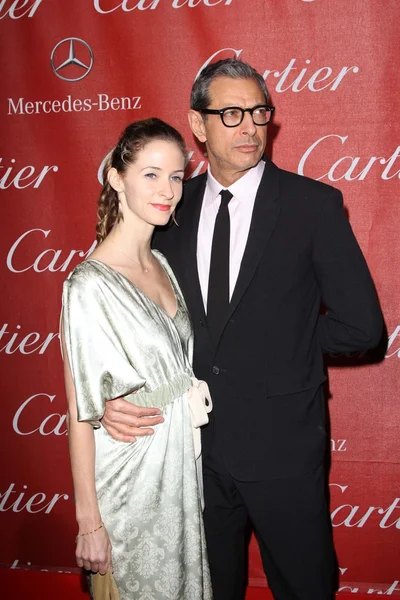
[101,397,164,443]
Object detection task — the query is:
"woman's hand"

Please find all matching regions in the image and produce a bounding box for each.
[75,525,112,575]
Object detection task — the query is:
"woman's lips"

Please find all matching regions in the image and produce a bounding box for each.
[151,204,171,212]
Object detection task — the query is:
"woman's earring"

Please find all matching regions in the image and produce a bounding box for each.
[117,192,124,220]
[171,210,179,227]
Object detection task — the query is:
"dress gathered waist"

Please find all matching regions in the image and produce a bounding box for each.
[124,371,193,408]
[124,370,212,463]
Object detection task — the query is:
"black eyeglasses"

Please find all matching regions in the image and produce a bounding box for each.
[200,104,275,128]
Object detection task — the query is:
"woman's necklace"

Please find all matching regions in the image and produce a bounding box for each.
[109,237,151,274]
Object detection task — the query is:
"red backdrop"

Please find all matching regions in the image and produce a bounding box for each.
[0,0,399,595]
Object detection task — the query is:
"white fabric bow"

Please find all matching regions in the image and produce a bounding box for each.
[188,377,213,460]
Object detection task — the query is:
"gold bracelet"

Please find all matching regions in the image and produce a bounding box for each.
[76,522,104,540]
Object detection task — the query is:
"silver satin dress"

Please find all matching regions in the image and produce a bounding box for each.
[62,251,212,600]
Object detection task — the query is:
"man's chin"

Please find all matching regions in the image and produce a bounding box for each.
[237,152,264,170]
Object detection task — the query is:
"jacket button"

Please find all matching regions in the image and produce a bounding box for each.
[212,366,220,375]
[200,320,204,327]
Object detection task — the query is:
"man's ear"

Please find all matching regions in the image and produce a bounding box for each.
[188,110,207,143]
[107,167,124,193]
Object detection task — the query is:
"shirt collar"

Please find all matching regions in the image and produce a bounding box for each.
[205,160,265,206]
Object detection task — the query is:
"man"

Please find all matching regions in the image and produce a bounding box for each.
[102,59,382,599]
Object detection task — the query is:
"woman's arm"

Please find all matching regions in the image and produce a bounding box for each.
[61,327,112,575]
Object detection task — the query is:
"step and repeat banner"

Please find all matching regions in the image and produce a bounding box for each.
[0,0,399,595]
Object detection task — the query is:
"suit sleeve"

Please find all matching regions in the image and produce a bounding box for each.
[313,189,383,354]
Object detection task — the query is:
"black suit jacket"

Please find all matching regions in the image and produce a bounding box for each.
[153,158,382,480]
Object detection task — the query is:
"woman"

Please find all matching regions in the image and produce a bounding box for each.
[61,118,213,599]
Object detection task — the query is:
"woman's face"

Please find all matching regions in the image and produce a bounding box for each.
[110,139,185,227]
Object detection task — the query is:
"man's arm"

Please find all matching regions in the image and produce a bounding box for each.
[313,189,383,354]
[102,399,164,442]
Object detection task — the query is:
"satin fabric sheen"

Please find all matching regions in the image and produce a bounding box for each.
[62,251,212,600]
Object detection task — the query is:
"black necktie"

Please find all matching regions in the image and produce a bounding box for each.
[207,189,233,343]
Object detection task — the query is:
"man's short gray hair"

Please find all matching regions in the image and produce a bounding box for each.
[190,58,269,111]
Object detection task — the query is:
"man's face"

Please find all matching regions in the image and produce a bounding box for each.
[189,76,268,185]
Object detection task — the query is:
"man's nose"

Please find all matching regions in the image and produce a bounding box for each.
[239,111,257,136]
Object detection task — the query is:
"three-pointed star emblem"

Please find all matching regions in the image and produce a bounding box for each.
[50,38,94,82]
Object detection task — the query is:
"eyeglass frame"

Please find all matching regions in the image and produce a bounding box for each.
[200,104,275,127]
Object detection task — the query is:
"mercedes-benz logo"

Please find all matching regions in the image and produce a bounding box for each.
[50,38,94,82]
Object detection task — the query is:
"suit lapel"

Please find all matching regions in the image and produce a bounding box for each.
[180,161,281,347]
[180,174,207,323]
[224,159,281,329]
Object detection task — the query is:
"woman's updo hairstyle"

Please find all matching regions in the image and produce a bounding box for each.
[96,118,187,243]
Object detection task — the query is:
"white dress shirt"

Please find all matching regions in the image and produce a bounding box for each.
[197,160,265,311]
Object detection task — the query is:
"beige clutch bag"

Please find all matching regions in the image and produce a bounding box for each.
[91,572,120,600]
